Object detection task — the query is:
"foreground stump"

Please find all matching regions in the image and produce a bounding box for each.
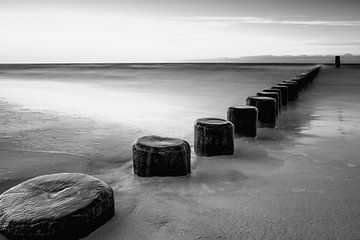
[246,96,276,128]
[194,118,234,156]
[271,85,288,105]
[227,105,257,137]
[0,173,115,240]
[133,135,191,177]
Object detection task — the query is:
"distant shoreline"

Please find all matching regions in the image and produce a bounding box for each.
[1,62,359,66]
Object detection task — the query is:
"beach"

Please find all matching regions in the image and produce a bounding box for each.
[1,64,360,239]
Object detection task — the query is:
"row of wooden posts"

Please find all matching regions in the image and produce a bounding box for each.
[133,65,322,177]
[0,65,322,240]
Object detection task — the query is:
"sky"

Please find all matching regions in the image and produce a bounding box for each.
[1,0,360,62]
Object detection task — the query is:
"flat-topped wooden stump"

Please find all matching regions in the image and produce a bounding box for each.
[262,89,282,111]
[0,173,115,240]
[257,91,280,115]
[227,105,257,137]
[194,118,234,156]
[278,82,298,101]
[246,96,276,128]
[283,80,300,94]
[271,86,288,105]
[291,76,306,90]
[133,135,191,177]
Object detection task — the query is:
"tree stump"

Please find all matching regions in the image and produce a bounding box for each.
[271,86,288,105]
[227,105,257,137]
[194,118,234,156]
[133,135,191,177]
[256,91,280,115]
[246,96,276,128]
[0,173,115,240]
[278,83,298,101]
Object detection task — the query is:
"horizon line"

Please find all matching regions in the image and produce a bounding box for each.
[1,54,360,65]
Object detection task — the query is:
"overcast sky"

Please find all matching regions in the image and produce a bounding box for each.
[1,0,360,62]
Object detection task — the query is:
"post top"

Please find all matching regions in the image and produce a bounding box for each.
[195,118,232,127]
[271,85,288,89]
[228,105,257,110]
[246,96,276,102]
[0,173,113,230]
[263,89,281,93]
[278,82,296,86]
[135,135,186,148]
[257,91,279,96]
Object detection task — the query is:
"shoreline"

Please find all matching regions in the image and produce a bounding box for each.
[88,65,360,239]
[0,63,342,68]
[1,65,360,239]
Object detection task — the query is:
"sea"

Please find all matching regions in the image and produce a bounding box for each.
[1,63,360,239]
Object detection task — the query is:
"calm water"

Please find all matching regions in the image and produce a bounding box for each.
[0,63,313,192]
[4,64,360,239]
[0,63,313,137]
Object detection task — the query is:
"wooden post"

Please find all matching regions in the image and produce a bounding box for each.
[335,56,340,68]
[271,86,288,105]
[133,136,191,177]
[194,118,234,156]
[257,91,280,115]
[0,173,115,240]
[227,105,257,137]
[246,96,276,128]
[263,89,282,110]
[278,82,298,101]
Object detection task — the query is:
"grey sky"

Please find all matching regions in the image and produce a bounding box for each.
[1,0,360,62]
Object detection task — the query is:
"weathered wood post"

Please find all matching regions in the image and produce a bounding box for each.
[283,80,300,95]
[263,89,282,110]
[133,135,191,177]
[278,82,298,101]
[290,77,305,91]
[256,91,280,115]
[335,56,341,68]
[227,105,258,137]
[271,85,288,105]
[0,173,115,240]
[295,73,309,89]
[246,96,276,128]
[194,118,234,156]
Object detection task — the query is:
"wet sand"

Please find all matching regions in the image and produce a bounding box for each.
[88,65,360,240]
[1,65,360,239]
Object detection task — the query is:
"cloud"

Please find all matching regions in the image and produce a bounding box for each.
[311,40,360,46]
[279,20,360,26]
[189,16,360,27]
